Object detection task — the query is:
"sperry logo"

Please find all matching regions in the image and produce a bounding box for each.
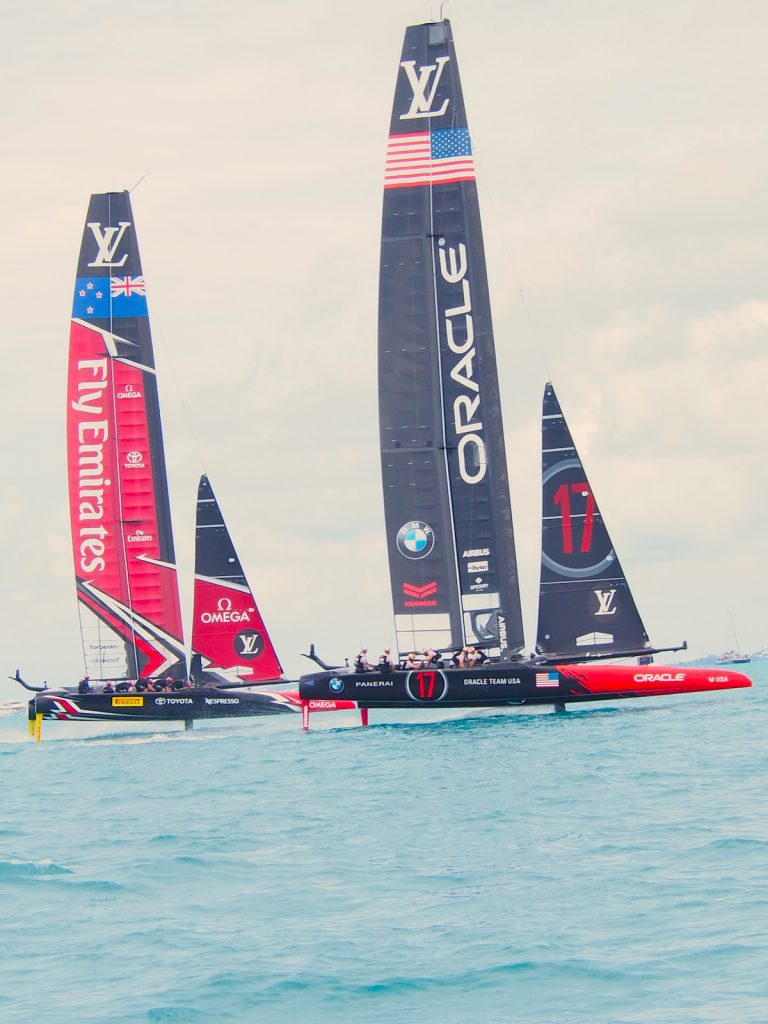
[87,221,130,267]
[594,589,617,616]
[399,57,450,119]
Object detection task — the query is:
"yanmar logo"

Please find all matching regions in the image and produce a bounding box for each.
[634,673,685,683]
[402,580,438,608]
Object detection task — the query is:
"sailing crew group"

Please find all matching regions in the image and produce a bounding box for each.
[353,646,487,672]
[78,675,195,693]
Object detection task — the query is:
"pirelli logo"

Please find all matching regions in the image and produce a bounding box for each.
[112,696,144,707]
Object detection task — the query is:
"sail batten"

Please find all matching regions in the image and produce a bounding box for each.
[67,192,186,681]
[379,20,524,658]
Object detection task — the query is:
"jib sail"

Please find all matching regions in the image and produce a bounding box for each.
[67,191,186,681]
[378,19,524,658]
[536,382,651,660]
[191,475,283,684]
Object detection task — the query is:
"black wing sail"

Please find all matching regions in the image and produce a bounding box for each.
[379,20,523,658]
[536,383,651,661]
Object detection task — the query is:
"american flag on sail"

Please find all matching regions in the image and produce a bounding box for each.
[384,128,474,189]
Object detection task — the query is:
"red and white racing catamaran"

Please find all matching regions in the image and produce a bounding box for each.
[15,193,302,736]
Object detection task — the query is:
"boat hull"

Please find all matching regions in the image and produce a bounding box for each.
[299,663,751,711]
[28,687,302,723]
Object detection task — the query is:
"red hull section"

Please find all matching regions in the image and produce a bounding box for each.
[558,663,751,698]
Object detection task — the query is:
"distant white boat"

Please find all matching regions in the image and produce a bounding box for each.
[716,650,751,665]
[0,701,25,717]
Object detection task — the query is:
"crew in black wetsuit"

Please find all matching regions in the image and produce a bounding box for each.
[355,649,372,672]
[78,676,92,694]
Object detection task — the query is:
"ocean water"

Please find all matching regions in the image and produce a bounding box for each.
[1,664,766,1024]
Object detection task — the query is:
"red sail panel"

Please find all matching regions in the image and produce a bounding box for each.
[68,323,125,606]
[192,578,283,683]
[191,474,283,684]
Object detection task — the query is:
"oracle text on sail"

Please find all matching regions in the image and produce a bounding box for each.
[438,239,486,484]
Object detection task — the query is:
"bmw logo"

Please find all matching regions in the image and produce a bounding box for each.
[329,678,344,693]
[396,520,435,560]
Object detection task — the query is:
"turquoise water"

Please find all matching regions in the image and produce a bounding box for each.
[1,665,766,1023]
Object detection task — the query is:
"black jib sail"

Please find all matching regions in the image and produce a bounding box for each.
[536,383,651,661]
[67,192,186,682]
[378,19,524,659]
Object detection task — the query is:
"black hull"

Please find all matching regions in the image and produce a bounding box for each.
[28,686,301,723]
[299,663,751,710]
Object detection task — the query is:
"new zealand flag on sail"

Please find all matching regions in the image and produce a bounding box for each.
[72,276,148,318]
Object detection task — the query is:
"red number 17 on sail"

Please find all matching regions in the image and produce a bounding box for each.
[553,482,595,554]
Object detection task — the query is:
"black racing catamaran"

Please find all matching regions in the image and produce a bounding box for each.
[297,19,751,727]
[15,193,301,736]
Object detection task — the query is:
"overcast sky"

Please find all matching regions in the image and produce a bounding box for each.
[1,0,766,700]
